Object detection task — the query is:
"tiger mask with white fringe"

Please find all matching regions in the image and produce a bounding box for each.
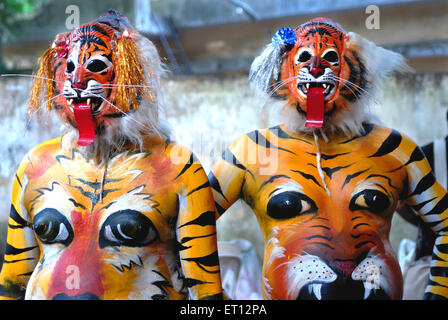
[250,17,408,137]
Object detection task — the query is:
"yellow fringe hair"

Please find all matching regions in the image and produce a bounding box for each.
[115,34,155,112]
[29,47,56,113]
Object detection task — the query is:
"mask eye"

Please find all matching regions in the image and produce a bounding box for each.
[267,191,317,219]
[322,49,339,65]
[99,210,158,248]
[86,59,108,73]
[33,208,73,245]
[349,190,391,215]
[66,60,75,73]
[295,49,313,65]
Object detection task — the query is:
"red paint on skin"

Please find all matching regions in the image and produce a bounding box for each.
[47,209,105,299]
[148,151,173,189]
[27,154,56,179]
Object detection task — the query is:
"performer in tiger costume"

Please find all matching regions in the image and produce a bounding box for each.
[0,11,222,300]
[210,18,448,299]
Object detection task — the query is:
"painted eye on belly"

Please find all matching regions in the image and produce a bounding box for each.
[99,210,159,248]
[349,189,391,215]
[33,208,74,245]
[267,191,317,219]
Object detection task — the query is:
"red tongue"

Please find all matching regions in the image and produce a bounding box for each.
[73,103,95,146]
[305,87,325,128]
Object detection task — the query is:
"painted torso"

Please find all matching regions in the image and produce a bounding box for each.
[210,123,448,299]
[1,134,221,300]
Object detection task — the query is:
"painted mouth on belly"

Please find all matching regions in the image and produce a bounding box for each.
[297,278,390,300]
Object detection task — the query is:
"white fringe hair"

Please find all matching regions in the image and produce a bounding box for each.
[251,31,411,139]
[67,32,171,162]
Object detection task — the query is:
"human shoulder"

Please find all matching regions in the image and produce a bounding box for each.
[21,136,64,168]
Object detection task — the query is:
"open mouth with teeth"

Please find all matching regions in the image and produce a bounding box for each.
[66,97,104,115]
[297,279,390,300]
[298,82,336,99]
[65,97,103,146]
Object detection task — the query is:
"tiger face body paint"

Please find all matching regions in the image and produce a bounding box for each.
[212,18,448,300]
[0,11,222,300]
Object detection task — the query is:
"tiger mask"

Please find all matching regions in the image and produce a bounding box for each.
[250,17,409,137]
[29,10,165,161]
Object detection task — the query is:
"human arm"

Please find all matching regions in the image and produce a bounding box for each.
[0,158,40,299]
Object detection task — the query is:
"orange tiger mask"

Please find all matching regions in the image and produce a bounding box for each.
[212,18,448,300]
[29,11,155,149]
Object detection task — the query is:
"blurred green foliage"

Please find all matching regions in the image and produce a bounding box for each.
[0,0,44,72]
[0,0,40,33]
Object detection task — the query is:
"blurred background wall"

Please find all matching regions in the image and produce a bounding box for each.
[1,0,447,264]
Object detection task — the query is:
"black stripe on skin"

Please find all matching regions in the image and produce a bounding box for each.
[221,149,255,179]
[15,174,22,188]
[222,149,246,171]
[306,151,350,160]
[208,172,229,202]
[200,293,223,300]
[182,251,220,274]
[180,232,217,244]
[3,257,36,264]
[354,240,376,249]
[307,162,353,179]
[353,222,370,229]
[214,201,226,216]
[305,234,332,241]
[183,277,208,288]
[423,194,448,217]
[5,244,38,255]
[338,123,374,144]
[175,153,195,180]
[306,242,335,250]
[291,169,322,189]
[259,174,291,192]
[246,130,296,155]
[434,244,448,256]
[369,129,402,158]
[409,172,436,197]
[9,205,31,229]
[178,211,216,228]
[389,146,426,172]
[187,181,210,197]
[425,217,448,234]
[310,224,330,230]
[269,125,312,145]
[341,169,369,190]
[365,173,400,191]
[411,197,437,212]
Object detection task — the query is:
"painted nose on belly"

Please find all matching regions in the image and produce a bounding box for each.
[52,292,100,300]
